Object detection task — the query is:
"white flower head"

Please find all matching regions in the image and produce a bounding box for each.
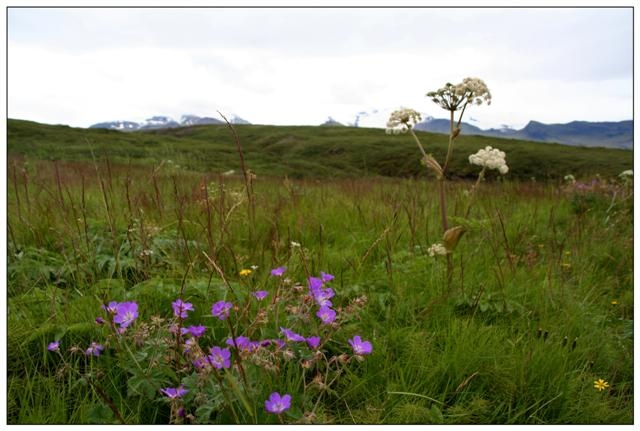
[619,169,633,180]
[427,243,449,257]
[426,77,491,112]
[386,108,422,134]
[469,146,509,174]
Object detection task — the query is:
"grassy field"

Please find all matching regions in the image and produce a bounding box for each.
[6,121,634,424]
[8,119,633,181]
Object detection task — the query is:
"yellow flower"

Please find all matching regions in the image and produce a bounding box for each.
[594,379,610,391]
[239,269,252,277]
[611,300,619,305]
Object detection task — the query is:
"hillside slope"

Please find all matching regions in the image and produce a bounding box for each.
[7,119,632,181]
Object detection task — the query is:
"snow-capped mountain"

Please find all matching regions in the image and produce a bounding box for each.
[89,114,250,131]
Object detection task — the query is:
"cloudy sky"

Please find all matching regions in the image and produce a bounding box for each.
[7,6,634,130]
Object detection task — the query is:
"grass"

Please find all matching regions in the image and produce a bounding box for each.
[5,121,634,424]
[8,118,633,181]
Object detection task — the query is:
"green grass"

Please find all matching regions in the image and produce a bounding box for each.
[6,121,633,424]
[8,118,632,181]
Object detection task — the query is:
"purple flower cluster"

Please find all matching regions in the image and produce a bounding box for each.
[226,336,260,353]
[308,273,337,325]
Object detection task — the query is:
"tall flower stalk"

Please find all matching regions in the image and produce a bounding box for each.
[386,77,492,286]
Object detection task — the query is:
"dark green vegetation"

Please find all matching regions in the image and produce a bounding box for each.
[8,119,632,180]
[6,119,634,424]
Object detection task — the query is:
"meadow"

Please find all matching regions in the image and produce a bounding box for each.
[6,120,634,424]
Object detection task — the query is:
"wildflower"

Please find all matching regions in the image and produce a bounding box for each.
[313,287,334,308]
[211,300,233,320]
[316,306,337,325]
[239,269,252,277]
[265,392,292,414]
[85,342,104,357]
[469,146,509,174]
[172,299,194,319]
[320,271,334,282]
[161,385,188,399]
[226,336,259,352]
[271,266,286,277]
[611,300,619,305]
[594,378,610,391]
[113,301,139,329]
[564,174,576,183]
[619,169,633,180]
[306,336,321,350]
[207,346,232,369]
[95,317,105,325]
[427,243,448,257]
[252,290,269,300]
[280,327,306,343]
[182,325,206,338]
[348,335,373,356]
[47,341,60,352]
[386,108,422,134]
[427,77,491,112]
[102,301,119,315]
[290,241,301,248]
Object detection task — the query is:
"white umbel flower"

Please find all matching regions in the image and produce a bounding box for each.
[427,243,448,257]
[386,108,422,134]
[619,169,633,180]
[468,146,509,174]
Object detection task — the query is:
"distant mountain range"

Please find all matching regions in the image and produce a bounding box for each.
[413,117,633,149]
[89,114,250,131]
[88,113,632,149]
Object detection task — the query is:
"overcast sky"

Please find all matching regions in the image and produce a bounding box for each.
[7,6,634,130]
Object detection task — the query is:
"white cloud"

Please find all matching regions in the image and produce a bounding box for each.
[7,7,634,129]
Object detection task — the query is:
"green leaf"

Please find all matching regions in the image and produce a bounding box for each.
[87,402,115,424]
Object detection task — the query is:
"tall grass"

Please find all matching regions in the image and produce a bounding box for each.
[6,156,633,424]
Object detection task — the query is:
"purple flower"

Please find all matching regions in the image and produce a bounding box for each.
[102,301,119,315]
[192,357,208,369]
[270,266,287,277]
[85,342,104,357]
[94,317,105,325]
[306,336,321,350]
[308,276,323,293]
[113,301,138,329]
[47,341,60,352]
[348,335,372,356]
[182,325,206,338]
[280,327,305,342]
[211,300,233,320]
[172,299,194,319]
[312,287,334,308]
[264,392,292,414]
[316,306,337,324]
[321,271,334,282]
[252,290,269,300]
[226,336,259,352]
[208,346,231,369]
[161,385,188,399]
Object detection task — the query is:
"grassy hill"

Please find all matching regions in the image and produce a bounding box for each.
[7,119,633,181]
